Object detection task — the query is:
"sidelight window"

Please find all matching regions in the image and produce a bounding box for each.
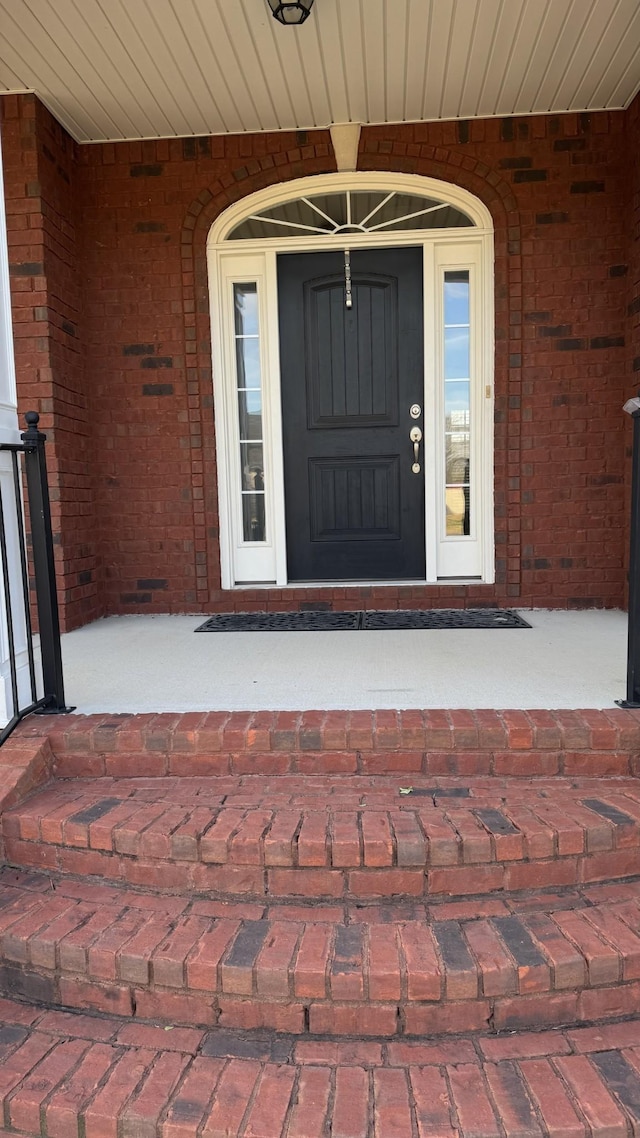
[443,270,471,538]
[234,283,266,543]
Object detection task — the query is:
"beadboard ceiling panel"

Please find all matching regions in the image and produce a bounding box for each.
[0,0,639,142]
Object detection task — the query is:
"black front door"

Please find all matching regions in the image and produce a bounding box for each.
[278,246,425,581]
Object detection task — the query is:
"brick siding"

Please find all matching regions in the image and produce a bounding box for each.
[1,94,638,625]
[2,96,100,629]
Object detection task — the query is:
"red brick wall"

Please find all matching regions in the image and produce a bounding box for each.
[80,129,336,616]
[2,95,636,621]
[363,113,629,610]
[1,95,100,630]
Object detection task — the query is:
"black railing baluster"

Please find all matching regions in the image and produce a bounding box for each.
[0,478,19,719]
[617,398,640,707]
[11,450,37,704]
[0,411,73,745]
[20,412,68,713]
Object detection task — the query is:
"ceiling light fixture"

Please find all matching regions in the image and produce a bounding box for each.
[266,0,315,25]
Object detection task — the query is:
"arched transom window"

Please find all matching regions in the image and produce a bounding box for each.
[227,189,475,241]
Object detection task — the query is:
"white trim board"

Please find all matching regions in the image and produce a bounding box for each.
[207,172,495,591]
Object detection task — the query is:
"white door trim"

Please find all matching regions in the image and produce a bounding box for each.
[207,172,494,590]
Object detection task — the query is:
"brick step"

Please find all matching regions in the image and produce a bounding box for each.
[0,996,640,1138]
[5,775,640,900]
[2,867,640,1036]
[16,709,640,779]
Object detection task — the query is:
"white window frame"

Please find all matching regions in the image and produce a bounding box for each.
[207,172,494,590]
[428,241,494,582]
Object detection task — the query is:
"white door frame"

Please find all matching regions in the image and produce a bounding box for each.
[206,172,495,590]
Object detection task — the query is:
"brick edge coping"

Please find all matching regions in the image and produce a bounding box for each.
[10,708,640,755]
[0,736,52,821]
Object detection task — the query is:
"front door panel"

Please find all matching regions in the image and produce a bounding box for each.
[278,246,425,581]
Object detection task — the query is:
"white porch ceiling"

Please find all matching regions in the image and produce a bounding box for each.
[0,0,639,144]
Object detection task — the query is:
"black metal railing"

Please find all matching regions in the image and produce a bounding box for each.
[0,411,72,744]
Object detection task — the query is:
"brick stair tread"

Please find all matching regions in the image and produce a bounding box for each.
[5,775,640,902]
[2,867,640,1035]
[0,995,640,1138]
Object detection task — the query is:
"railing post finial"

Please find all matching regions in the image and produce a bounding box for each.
[21,411,44,446]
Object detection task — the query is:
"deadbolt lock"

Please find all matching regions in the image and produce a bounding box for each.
[409,404,422,419]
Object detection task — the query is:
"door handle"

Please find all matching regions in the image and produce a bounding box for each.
[410,426,422,473]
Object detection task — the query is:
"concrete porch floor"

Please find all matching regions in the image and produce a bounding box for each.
[59,609,628,713]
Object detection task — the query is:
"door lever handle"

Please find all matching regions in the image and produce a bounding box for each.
[410,426,422,473]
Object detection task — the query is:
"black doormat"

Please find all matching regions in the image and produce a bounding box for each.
[364,609,531,630]
[195,608,531,633]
